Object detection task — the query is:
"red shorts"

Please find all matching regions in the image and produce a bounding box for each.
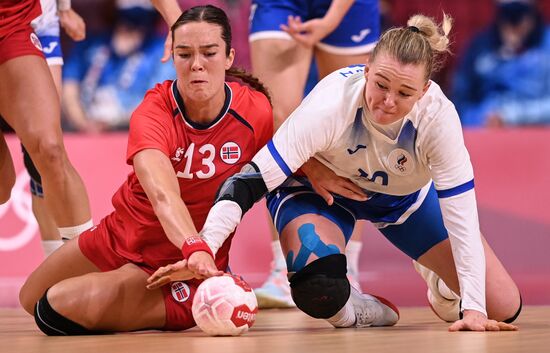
[78,219,198,331]
[0,25,44,65]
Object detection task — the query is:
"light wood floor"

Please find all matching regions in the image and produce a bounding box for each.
[1,306,548,353]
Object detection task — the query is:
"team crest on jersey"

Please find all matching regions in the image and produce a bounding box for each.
[171,147,185,162]
[171,281,191,302]
[387,148,414,176]
[220,142,241,164]
[30,33,42,51]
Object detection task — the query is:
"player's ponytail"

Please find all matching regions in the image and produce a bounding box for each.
[370,13,453,81]
[226,67,272,106]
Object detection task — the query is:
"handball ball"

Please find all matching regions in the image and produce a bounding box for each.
[192,273,258,336]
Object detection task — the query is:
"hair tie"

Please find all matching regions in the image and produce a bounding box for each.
[407,26,420,33]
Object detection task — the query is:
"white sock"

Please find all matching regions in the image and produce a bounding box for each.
[58,219,93,240]
[437,278,459,300]
[271,240,287,272]
[326,298,356,327]
[41,239,64,257]
[345,240,362,275]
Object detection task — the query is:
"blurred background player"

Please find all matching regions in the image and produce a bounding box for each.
[0,0,93,247]
[452,0,550,127]
[248,0,380,308]
[24,0,87,257]
[62,0,176,133]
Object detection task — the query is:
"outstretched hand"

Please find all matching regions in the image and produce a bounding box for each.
[301,158,367,205]
[146,259,197,290]
[146,251,224,290]
[448,310,518,332]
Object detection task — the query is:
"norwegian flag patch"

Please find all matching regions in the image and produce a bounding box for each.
[171,281,191,302]
[220,142,241,165]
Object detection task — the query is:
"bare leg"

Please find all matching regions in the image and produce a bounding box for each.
[346,222,363,290]
[250,39,312,129]
[314,50,370,79]
[19,238,100,314]
[20,237,166,331]
[0,55,91,227]
[0,130,16,203]
[416,235,521,321]
[47,263,166,331]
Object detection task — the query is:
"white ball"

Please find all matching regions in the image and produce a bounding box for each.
[192,274,258,336]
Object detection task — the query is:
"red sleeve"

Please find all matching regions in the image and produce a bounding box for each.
[127,83,174,165]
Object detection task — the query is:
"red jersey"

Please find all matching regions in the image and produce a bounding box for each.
[0,0,41,38]
[103,80,273,272]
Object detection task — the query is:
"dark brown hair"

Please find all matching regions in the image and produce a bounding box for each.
[171,5,271,104]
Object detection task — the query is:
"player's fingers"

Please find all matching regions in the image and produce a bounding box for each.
[172,259,188,270]
[496,322,519,331]
[448,320,465,332]
[340,180,367,196]
[336,185,368,201]
[315,187,334,206]
[485,320,501,331]
[146,276,171,290]
[287,15,299,28]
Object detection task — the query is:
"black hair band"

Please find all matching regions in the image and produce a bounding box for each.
[407,26,420,33]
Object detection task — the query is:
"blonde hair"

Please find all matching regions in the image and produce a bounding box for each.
[370,13,453,81]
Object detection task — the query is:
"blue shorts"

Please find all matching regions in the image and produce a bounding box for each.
[249,0,380,54]
[38,35,63,65]
[31,0,63,65]
[266,181,448,260]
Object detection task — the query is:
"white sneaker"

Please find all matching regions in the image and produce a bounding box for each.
[254,268,296,309]
[413,260,460,322]
[350,287,399,327]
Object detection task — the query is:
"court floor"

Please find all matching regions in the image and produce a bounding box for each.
[1,306,549,353]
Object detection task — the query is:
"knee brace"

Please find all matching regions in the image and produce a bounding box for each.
[34,291,101,336]
[289,254,350,319]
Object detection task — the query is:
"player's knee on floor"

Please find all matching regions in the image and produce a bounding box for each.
[34,290,104,336]
[289,254,350,319]
[503,295,522,324]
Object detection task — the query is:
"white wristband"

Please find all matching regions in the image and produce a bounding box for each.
[57,0,71,11]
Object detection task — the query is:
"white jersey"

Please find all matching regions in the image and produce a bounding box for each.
[253,66,486,315]
[31,0,59,37]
